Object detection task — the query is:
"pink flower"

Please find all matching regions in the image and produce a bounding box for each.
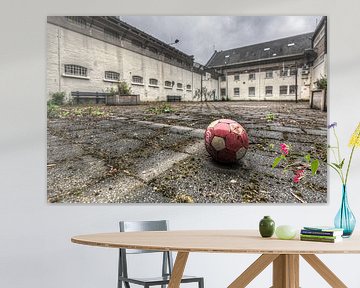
[280,143,289,155]
[293,169,305,184]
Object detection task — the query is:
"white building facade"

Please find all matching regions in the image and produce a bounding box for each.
[47,16,218,102]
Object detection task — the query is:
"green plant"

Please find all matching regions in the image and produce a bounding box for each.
[147,103,174,114]
[117,81,132,95]
[314,75,327,90]
[265,113,276,122]
[47,101,59,118]
[49,91,66,105]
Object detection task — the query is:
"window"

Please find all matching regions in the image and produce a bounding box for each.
[265,86,273,96]
[104,71,119,81]
[290,68,297,76]
[234,74,240,81]
[164,81,172,87]
[132,75,143,84]
[65,16,86,28]
[249,73,255,80]
[289,85,297,94]
[265,71,273,78]
[64,64,87,77]
[248,87,255,96]
[186,84,192,90]
[234,88,240,96]
[280,69,292,77]
[280,85,288,95]
[220,76,226,82]
[104,29,119,40]
[220,88,226,96]
[149,78,158,86]
[177,83,183,89]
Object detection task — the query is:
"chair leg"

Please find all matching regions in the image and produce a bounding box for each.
[199,278,204,288]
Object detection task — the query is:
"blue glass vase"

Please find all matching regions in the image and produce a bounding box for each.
[334,185,356,237]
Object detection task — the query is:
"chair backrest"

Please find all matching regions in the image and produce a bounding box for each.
[118,220,174,283]
[119,220,169,254]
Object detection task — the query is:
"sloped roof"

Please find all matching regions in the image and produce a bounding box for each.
[206,32,314,68]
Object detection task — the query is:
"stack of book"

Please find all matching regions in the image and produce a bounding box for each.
[300,226,344,243]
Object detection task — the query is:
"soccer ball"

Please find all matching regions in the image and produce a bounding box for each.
[204,119,249,163]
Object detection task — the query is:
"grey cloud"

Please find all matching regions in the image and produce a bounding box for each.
[121,16,322,65]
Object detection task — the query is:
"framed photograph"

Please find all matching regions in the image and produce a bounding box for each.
[47,16,327,204]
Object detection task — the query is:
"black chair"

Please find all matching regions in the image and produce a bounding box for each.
[118,220,204,288]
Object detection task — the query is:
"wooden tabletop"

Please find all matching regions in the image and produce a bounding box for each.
[71,230,360,254]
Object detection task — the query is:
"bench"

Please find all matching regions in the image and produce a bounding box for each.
[167,95,182,102]
[71,91,110,104]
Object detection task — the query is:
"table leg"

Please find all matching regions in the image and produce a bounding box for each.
[301,254,347,288]
[228,254,279,288]
[272,254,299,288]
[168,251,189,288]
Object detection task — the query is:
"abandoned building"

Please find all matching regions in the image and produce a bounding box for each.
[47,16,327,103]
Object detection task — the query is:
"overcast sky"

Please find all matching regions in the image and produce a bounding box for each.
[121,16,322,65]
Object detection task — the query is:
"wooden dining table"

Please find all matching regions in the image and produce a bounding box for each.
[71,230,360,288]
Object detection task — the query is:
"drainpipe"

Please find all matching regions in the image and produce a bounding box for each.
[295,62,298,103]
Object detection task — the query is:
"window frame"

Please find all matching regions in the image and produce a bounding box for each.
[233,87,240,96]
[186,84,192,91]
[63,64,89,79]
[148,78,159,87]
[176,83,183,90]
[280,85,288,95]
[249,73,256,80]
[220,88,226,96]
[234,74,240,81]
[289,85,297,94]
[265,70,273,79]
[131,75,144,86]
[248,87,255,96]
[265,86,273,96]
[104,71,120,82]
[164,80,172,89]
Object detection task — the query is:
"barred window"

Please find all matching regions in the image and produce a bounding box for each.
[149,78,158,85]
[220,88,226,96]
[234,88,240,96]
[248,87,255,96]
[65,16,86,28]
[289,85,297,94]
[266,71,273,78]
[249,73,256,80]
[132,75,143,84]
[280,85,288,95]
[177,83,183,89]
[64,64,87,77]
[265,86,273,96]
[234,74,240,81]
[186,84,191,90]
[104,29,119,40]
[105,71,119,81]
[164,81,172,87]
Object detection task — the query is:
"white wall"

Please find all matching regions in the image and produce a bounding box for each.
[1,1,360,288]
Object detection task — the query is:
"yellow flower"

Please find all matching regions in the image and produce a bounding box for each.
[349,122,360,148]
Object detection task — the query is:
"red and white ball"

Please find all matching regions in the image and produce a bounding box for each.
[204,119,249,163]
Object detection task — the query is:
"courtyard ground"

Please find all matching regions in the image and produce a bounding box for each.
[47,101,327,204]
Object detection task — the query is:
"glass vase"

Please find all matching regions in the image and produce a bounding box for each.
[334,185,356,237]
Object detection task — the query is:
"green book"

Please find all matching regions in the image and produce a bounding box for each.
[300,236,343,243]
[300,234,340,240]
[303,226,344,233]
